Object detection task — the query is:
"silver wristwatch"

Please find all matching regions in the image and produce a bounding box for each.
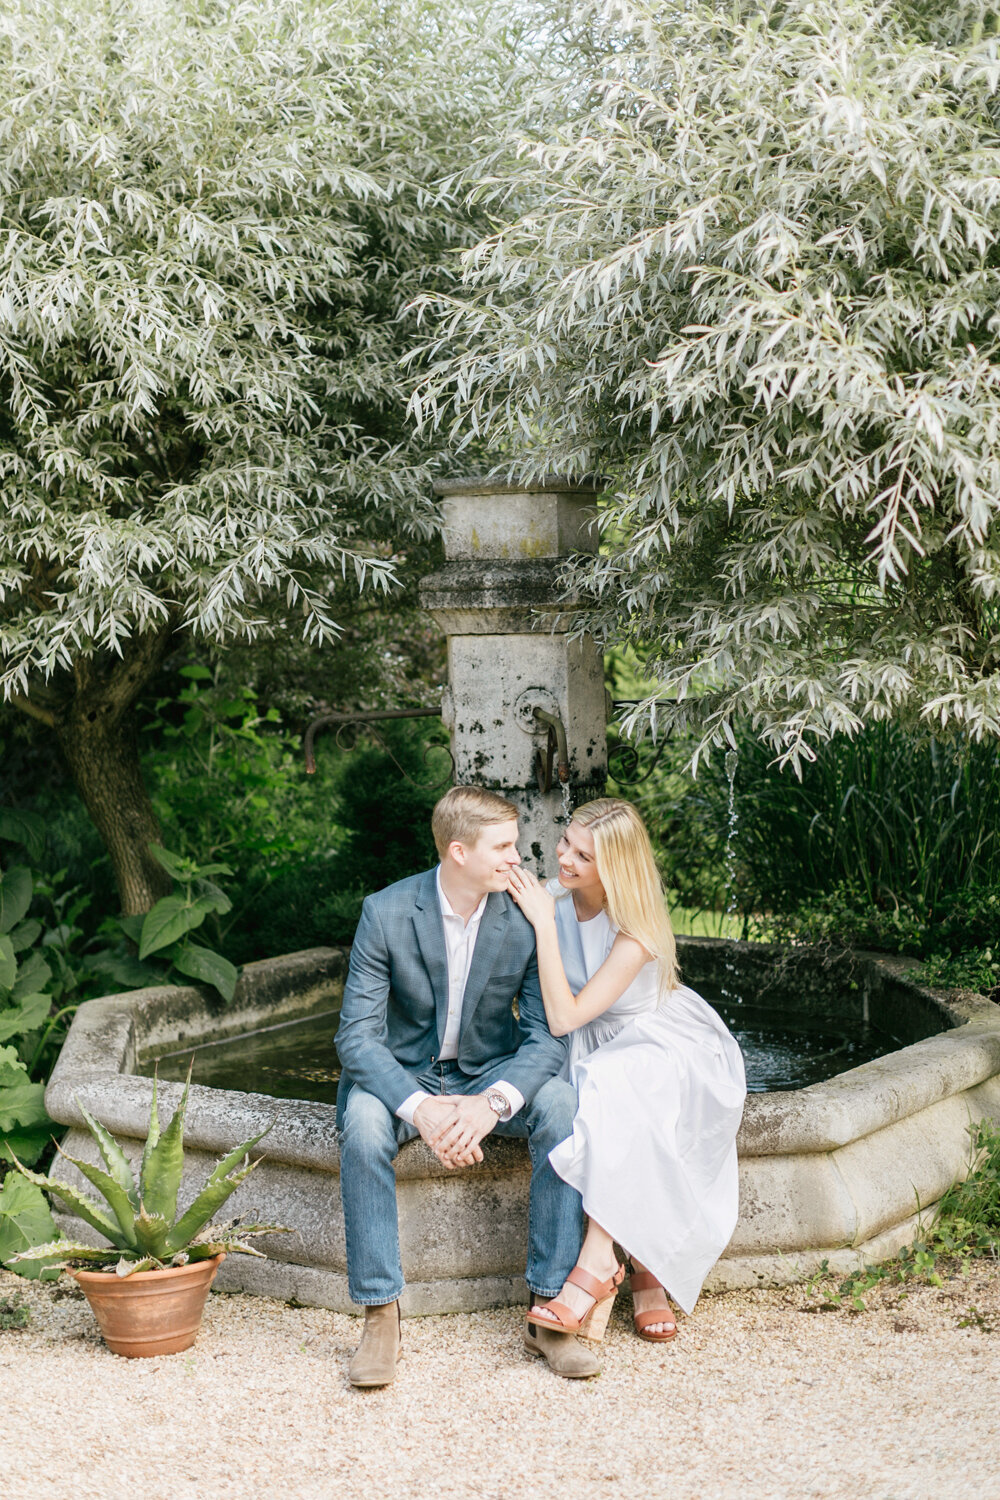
[484,1088,512,1121]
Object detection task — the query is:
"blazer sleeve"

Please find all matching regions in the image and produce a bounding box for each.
[500,941,569,1104]
[335,894,426,1116]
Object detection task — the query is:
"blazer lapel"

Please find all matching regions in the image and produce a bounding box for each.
[458,892,509,1040]
[554,892,589,993]
[412,869,449,1041]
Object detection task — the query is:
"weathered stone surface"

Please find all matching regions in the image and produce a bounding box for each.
[705,1207,936,1294]
[432,478,601,561]
[43,944,1000,1315]
[422,478,608,876]
[443,633,606,794]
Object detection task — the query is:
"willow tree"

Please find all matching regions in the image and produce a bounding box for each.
[414,0,1000,768]
[0,0,513,911]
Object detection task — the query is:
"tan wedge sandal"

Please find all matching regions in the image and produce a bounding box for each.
[526,1263,625,1343]
[629,1269,677,1341]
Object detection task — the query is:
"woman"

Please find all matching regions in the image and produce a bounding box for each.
[508,797,746,1342]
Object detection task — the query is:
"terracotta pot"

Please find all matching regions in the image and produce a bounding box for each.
[71,1253,226,1358]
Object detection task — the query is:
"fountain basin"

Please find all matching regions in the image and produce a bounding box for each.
[45,941,1000,1313]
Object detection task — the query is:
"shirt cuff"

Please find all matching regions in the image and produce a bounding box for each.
[490,1081,524,1119]
[396,1090,432,1126]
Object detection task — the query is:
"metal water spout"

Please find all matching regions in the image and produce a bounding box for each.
[531,706,571,793]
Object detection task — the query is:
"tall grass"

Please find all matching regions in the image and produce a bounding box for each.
[631,723,1000,960]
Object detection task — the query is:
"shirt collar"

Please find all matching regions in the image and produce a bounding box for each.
[436,865,488,926]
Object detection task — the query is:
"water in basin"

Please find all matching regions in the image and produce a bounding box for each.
[142,987,902,1099]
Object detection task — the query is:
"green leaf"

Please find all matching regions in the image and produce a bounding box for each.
[163,1125,274,1255]
[132,1206,170,1259]
[0,1081,50,1132]
[9,1239,111,1268]
[178,665,213,681]
[0,810,45,864]
[115,1255,164,1276]
[139,1073,161,1196]
[139,1071,190,1223]
[0,1045,29,1088]
[0,1174,58,1277]
[75,1099,139,1210]
[148,843,196,881]
[117,914,144,945]
[193,878,232,916]
[171,943,239,1003]
[189,1238,265,1259]
[55,1150,138,1248]
[10,1160,129,1250]
[139,894,215,959]
[0,992,51,1044]
[0,867,32,936]
[0,1126,53,1168]
[9,919,42,954]
[12,951,51,1001]
[0,936,15,993]
[87,952,164,989]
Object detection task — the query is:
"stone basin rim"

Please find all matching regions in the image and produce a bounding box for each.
[44,940,1000,1172]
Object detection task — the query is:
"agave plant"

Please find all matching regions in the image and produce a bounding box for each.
[10,1071,286,1276]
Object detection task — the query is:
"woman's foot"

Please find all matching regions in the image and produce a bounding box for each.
[629,1267,677,1340]
[528,1253,624,1341]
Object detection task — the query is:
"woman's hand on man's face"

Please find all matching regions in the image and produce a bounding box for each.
[507,866,556,927]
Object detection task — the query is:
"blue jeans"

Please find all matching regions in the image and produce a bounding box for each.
[339,1061,584,1305]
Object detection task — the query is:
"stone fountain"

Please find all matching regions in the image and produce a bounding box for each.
[43,478,1000,1314]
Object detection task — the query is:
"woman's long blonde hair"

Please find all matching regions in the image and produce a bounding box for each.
[572,797,678,991]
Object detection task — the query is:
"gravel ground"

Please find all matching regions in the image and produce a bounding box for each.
[3,1263,1000,1500]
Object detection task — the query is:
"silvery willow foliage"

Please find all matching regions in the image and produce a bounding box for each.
[414,0,1000,767]
[0,0,502,908]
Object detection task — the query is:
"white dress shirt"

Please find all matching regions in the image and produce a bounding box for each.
[395,868,525,1125]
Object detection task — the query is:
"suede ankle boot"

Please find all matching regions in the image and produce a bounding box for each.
[348,1301,402,1387]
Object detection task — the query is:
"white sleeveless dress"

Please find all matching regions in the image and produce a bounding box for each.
[547,890,747,1315]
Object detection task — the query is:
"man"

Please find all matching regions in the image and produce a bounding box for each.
[335,784,598,1384]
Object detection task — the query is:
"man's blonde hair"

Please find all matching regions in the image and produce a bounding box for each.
[572,797,678,991]
[432,785,519,858]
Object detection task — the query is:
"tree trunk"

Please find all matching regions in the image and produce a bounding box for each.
[17,623,177,916]
[55,706,172,916]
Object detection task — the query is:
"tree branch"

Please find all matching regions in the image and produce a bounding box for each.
[101,616,178,719]
[11,693,57,729]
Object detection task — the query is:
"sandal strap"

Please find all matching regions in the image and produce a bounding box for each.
[532,1300,579,1331]
[634,1308,676,1332]
[629,1271,662,1293]
[566,1263,624,1302]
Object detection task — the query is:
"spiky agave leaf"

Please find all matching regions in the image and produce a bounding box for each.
[8,1239,117,1268]
[115,1255,165,1277]
[139,1071,161,1191]
[53,1142,138,1248]
[139,1064,191,1224]
[163,1124,273,1256]
[132,1205,171,1260]
[186,1220,290,1260]
[187,1238,266,1259]
[11,1156,129,1250]
[74,1097,139,1211]
[194,1220,290,1241]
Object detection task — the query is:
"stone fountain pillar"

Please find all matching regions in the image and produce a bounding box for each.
[419,477,607,875]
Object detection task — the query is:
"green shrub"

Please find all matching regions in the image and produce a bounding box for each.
[633,721,1000,968]
[227,717,447,963]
